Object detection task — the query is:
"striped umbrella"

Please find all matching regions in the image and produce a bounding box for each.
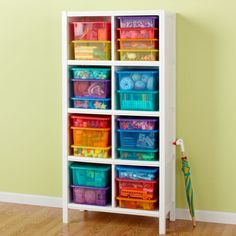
[173,139,196,227]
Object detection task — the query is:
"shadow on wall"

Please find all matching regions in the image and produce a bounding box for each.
[175,13,219,210]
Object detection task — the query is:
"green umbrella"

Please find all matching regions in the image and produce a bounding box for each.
[173,139,196,227]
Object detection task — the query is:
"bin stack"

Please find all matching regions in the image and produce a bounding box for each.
[116,117,159,210]
[72,20,111,60]
[117,16,159,61]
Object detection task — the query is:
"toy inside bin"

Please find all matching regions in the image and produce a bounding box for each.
[118,39,158,49]
[71,127,110,147]
[118,49,158,61]
[71,97,111,109]
[72,79,111,98]
[116,70,158,91]
[72,22,111,40]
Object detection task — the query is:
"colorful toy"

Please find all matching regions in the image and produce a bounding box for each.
[71,68,111,80]
[118,39,158,49]
[118,49,158,61]
[118,16,157,28]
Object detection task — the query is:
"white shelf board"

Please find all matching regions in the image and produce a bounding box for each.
[114,110,160,117]
[114,61,160,67]
[67,60,160,67]
[68,60,112,66]
[67,108,112,115]
[68,156,160,167]
[68,203,159,218]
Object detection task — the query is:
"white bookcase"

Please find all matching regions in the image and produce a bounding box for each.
[62,10,176,235]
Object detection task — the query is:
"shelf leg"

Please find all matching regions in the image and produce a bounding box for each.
[170,201,176,221]
[159,216,166,235]
[63,207,69,223]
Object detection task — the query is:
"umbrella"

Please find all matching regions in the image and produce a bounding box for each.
[173,139,196,227]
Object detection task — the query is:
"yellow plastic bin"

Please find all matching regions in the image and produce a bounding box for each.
[118,49,158,61]
[73,40,111,60]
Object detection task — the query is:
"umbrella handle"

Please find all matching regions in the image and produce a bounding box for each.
[173,139,185,155]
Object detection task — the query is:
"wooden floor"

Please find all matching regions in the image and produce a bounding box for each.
[0,203,235,236]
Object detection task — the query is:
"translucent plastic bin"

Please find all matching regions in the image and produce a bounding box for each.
[72,79,111,98]
[117,197,157,210]
[116,166,158,181]
[117,117,158,130]
[118,39,157,49]
[70,163,111,187]
[116,70,158,91]
[72,22,111,40]
[71,127,110,147]
[73,41,111,60]
[71,97,111,110]
[117,90,158,111]
[117,129,158,150]
[117,148,158,161]
[118,49,158,61]
[71,115,111,128]
[71,145,111,158]
[117,28,157,39]
[71,185,110,206]
[71,68,111,80]
[116,178,158,200]
[118,16,157,28]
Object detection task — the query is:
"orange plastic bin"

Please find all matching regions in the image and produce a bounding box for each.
[71,127,110,147]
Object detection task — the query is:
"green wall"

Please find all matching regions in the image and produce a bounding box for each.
[0,0,236,212]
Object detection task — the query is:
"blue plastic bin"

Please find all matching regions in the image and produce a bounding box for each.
[70,163,111,187]
[116,70,158,91]
[117,129,159,149]
[71,67,111,80]
[116,165,159,181]
[117,90,158,111]
[71,97,111,109]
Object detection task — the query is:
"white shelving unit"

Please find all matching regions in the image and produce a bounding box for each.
[62,10,176,235]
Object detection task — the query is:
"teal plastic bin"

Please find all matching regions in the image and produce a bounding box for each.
[70,163,111,188]
[117,90,159,111]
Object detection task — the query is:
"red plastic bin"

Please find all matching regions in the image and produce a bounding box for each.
[116,178,158,200]
[72,22,111,40]
[71,115,111,128]
[72,79,111,98]
[117,28,157,39]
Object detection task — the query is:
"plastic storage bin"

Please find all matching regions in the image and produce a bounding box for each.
[117,28,157,39]
[117,148,158,161]
[117,90,158,111]
[72,79,111,98]
[118,16,157,28]
[118,39,157,49]
[71,185,110,205]
[116,166,159,181]
[116,70,158,91]
[71,127,110,147]
[71,145,111,158]
[117,117,158,130]
[116,178,158,200]
[71,97,111,109]
[118,49,158,61]
[117,129,158,149]
[73,41,111,60]
[70,163,111,187]
[71,115,111,128]
[72,22,111,40]
[117,197,157,210]
[71,68,111,80]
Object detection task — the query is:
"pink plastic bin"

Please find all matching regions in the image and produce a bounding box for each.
[117,28,157,39]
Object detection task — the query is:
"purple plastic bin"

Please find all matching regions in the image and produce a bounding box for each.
[118,16,157,28]
[117,117,158,130]
[72,79,111,98]
[71,185,110,206]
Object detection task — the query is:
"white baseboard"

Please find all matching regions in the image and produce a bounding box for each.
[0,192,62,208]
[0,192,235,225]
[176,208,236,225]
